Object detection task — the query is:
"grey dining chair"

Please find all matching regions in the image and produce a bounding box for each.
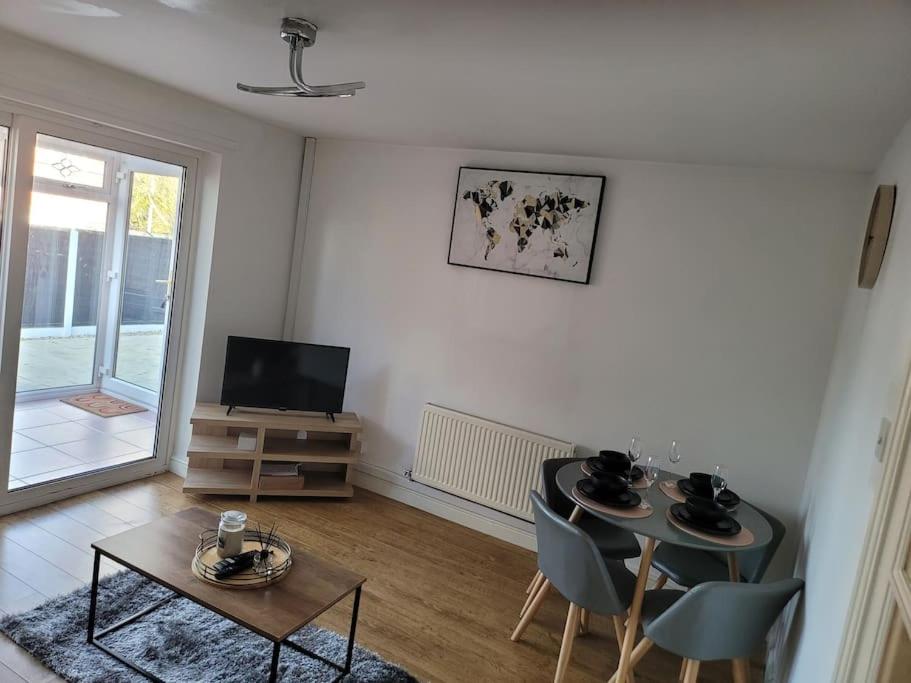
[512,491,637,683]
[612,578,803,683]
[523,458,641,630]
[650,506,786,589]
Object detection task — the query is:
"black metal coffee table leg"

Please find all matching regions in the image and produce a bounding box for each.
[87,549,100,644]
[269,641,281,683]
[343,586,362,675]
[279,585,363,683]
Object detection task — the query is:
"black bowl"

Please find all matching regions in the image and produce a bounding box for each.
[688,472,714,496]
[598,450,632,474]
[684,496,728,522]
[590,471,630,495]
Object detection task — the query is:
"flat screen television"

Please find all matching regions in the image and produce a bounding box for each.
[220,336,350,416]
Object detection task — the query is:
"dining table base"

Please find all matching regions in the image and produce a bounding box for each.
[614,535,656,682]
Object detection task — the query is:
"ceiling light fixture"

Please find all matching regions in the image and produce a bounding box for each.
[237,17,365,98]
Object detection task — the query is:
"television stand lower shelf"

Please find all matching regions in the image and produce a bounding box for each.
[181,403,361,502]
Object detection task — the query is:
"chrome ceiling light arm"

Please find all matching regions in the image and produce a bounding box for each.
[237,18,366,98]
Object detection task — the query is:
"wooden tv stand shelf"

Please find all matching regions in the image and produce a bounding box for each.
[182,403,361,501]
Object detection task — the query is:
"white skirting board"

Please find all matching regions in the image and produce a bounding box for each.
[352,461,537,550]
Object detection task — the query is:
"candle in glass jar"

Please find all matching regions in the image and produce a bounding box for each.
[217,510,247,558]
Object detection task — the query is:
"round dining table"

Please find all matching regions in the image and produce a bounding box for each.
[555,461,774,683]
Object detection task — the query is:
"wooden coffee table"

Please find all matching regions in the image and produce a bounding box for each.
[87,507,366,683]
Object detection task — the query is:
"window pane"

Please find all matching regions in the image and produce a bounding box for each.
[114,170,181,392]
[29,192,108,231]
[33,137,106,188]
[17,193,109,392]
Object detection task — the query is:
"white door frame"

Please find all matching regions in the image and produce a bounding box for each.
[0,109,198,513]
[834,354,911,682]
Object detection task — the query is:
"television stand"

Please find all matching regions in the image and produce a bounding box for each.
[182,403,361,502]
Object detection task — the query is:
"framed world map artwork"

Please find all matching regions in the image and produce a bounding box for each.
[448,167,605,284]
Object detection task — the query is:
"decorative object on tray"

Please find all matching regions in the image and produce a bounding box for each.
[193,523,292,589]
[217,510,247,558]
[448,167,605,284]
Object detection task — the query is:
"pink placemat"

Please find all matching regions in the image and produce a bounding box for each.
[659,479,687,503]
[581,462,648,489]
[665,508,755,547]
[572,487,654,519]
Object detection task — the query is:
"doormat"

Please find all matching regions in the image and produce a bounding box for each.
[60,393,147,418]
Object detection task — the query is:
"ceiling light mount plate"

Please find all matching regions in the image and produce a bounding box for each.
[280,17,317,48]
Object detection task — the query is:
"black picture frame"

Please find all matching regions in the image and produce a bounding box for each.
[447,166,606,285]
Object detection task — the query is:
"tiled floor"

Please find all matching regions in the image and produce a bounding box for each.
[8,399,157,490]
[16,330,163,393]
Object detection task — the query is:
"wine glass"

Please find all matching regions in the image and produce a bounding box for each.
[628,435,642,466]
[641,455,660,509]
[711,464,729,502]
[668,440,682,467]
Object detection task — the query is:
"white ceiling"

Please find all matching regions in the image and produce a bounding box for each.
[1,0,910,171]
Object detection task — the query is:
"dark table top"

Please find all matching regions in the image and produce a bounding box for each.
[92,507,365,641]
[556,462,773,553]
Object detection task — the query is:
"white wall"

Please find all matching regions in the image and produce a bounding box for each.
[294,139,867,566]
[0,30,303,462]
[778,119,911,682]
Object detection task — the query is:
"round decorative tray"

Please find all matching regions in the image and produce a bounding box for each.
[192,528,292,590]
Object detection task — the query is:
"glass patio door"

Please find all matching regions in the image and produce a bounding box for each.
[16,133,114,395]
[0,114,195,500]
[100,158,182,407]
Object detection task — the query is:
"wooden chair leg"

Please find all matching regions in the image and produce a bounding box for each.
[683,659,701,683]
[511,579,551,642]
[607,634,651,683]
[521,572,545,616]
[611,615,626,650]
[731,659,750,683]
[678,658,687,681]
[653,573,668,590]
[554,603,581,683]
[526,569,542,594]
[579,608,591,635]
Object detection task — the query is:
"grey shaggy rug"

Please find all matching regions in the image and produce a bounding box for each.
[0,570,416,683]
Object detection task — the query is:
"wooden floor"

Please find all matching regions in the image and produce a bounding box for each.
[0,473,762,682]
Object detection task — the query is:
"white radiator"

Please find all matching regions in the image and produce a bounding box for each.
[411,403,575,522]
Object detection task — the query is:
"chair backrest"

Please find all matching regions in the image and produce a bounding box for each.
[644,578,804,661]
[738,508,786,583]
[541,457,584,520]
[706,507,786,583]
[530,491,627,615]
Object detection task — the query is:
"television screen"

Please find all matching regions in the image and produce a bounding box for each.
[220,337,350,414]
